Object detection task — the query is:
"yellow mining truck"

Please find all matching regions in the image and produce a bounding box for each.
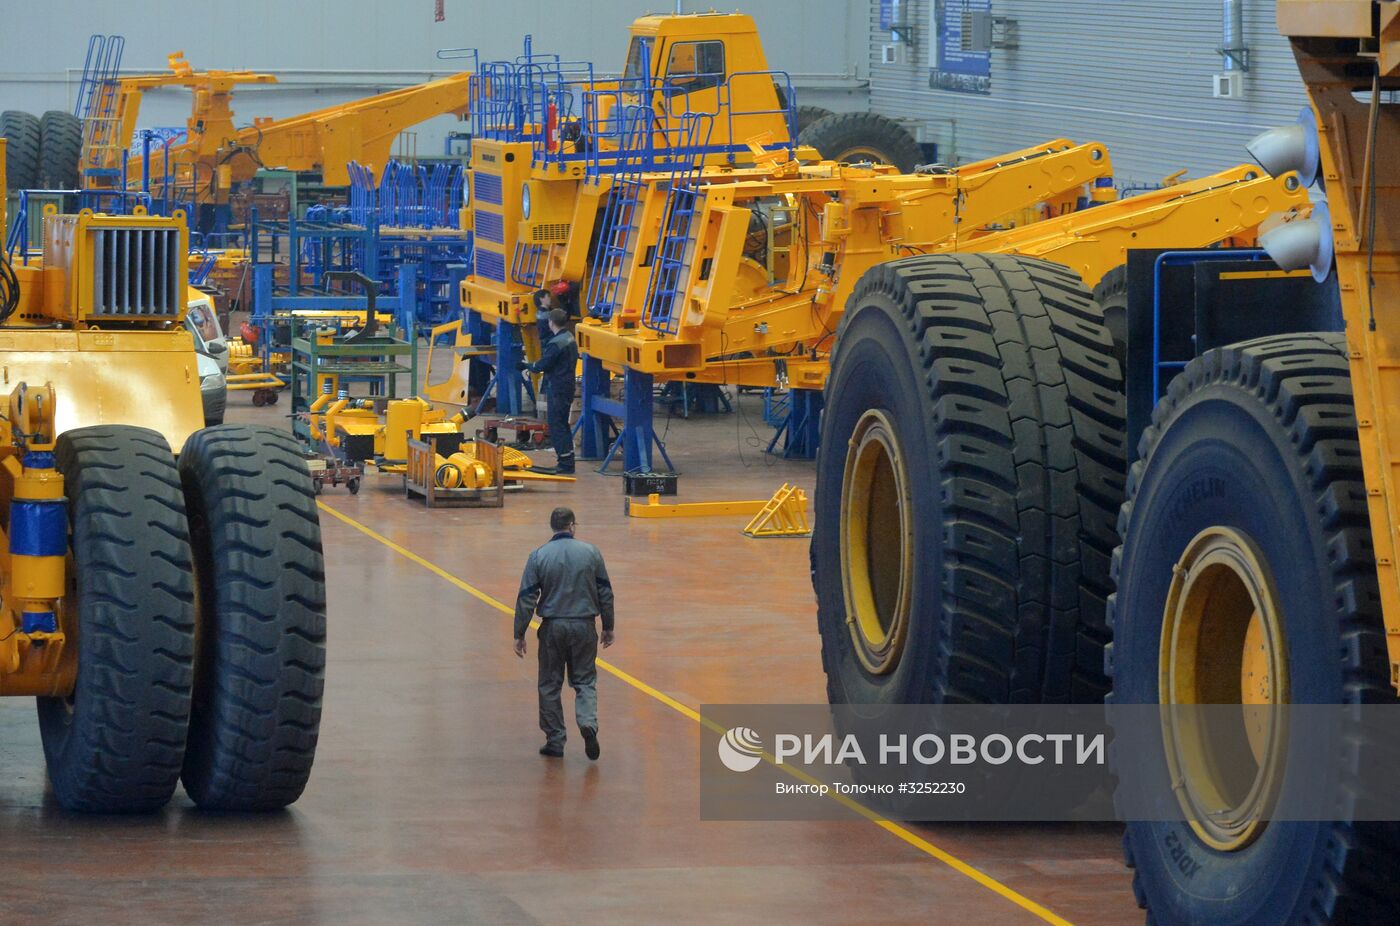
[1106,2,1400,921]
[0,139,327,813]
[449,10,812,414]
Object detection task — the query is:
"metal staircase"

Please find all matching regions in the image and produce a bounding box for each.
[75,34,126,188]
[641,112,715,335]
[584,105,652,321]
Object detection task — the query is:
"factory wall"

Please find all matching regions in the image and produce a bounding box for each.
[866,0,1309,185]
[0,0,869,156]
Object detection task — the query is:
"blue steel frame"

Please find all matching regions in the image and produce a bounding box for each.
[250,261,417,372]
[579,356,673,474]
[765,388,823,460]
[1149,249,1267,402]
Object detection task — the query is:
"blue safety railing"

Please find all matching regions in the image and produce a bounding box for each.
[187,231,243,286]
[4,187,154,263]
[1150,249,1268,401]
[640,112,715,335]
[436,46,480,72]
[510,243,546,287]
[74,34,124,120]
[466,35,798,180]
[298,162,473,336]
[349,159,465,229]
[577,72,797,177]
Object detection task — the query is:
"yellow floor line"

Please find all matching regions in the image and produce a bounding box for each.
[317,501,1074,926]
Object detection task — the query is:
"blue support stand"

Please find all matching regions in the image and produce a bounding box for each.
[252,263,274,322]
[579,357,673,473]
[389,265,418,336]
[439,264,469,345]
[766,387,823,460]
[492,323,526,416]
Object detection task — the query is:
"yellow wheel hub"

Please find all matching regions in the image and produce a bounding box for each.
[840,410,914,675]
[835,147,886,165]
[1159,527,1289,851]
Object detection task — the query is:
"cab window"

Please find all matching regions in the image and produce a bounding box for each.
[664,41,725,93]
[623,37,653,81]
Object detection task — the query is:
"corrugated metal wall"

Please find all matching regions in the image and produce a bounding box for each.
[0,0,870,154]
[868,1,1309,184]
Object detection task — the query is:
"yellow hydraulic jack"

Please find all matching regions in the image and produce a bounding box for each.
[0,383,70,695]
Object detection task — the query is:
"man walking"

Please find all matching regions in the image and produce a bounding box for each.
[521,308,578,474]
[514,506,615,759]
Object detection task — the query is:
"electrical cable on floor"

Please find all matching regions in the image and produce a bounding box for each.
[715,331,774,469]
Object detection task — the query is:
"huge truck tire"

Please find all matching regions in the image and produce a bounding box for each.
[38,110,82,189]
[178,425,327,811]
[813,253,1124,706]
[795,104,833,135]
[799,111,923,173]
[37,426,197,813]
[1110,333,1400,924]
[1092,264,1128,370]
[1,110,41,191]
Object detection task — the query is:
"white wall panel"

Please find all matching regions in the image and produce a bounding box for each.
[867,0,1309,184]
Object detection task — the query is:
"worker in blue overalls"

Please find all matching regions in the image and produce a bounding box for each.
[521,307,578,474]
[514,506,616,759]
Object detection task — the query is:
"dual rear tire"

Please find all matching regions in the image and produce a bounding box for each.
[1,110,80,191]
[38,424,326,813]
[813,253,1125,706]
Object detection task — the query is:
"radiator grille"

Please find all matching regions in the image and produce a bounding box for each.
[91,226,181,317]
[532,223,570,243]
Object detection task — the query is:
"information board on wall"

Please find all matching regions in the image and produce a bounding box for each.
[879,0,897,30]
[929,0,992,94]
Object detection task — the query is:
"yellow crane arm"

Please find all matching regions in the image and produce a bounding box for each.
[951,165,1310,286]
[117,68,474,195]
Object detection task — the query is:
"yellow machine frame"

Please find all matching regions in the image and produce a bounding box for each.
[0,167,205,697]
[565,151,1306,390]
[1278,0,1400,687]
[3,207,204,448]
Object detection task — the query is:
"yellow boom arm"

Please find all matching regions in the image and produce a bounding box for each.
[94,54,472,201]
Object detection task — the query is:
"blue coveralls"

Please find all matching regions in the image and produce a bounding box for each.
[514,533,616,747]
[526,328,579,472]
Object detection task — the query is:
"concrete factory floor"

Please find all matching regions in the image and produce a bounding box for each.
[0,393,1141,926]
